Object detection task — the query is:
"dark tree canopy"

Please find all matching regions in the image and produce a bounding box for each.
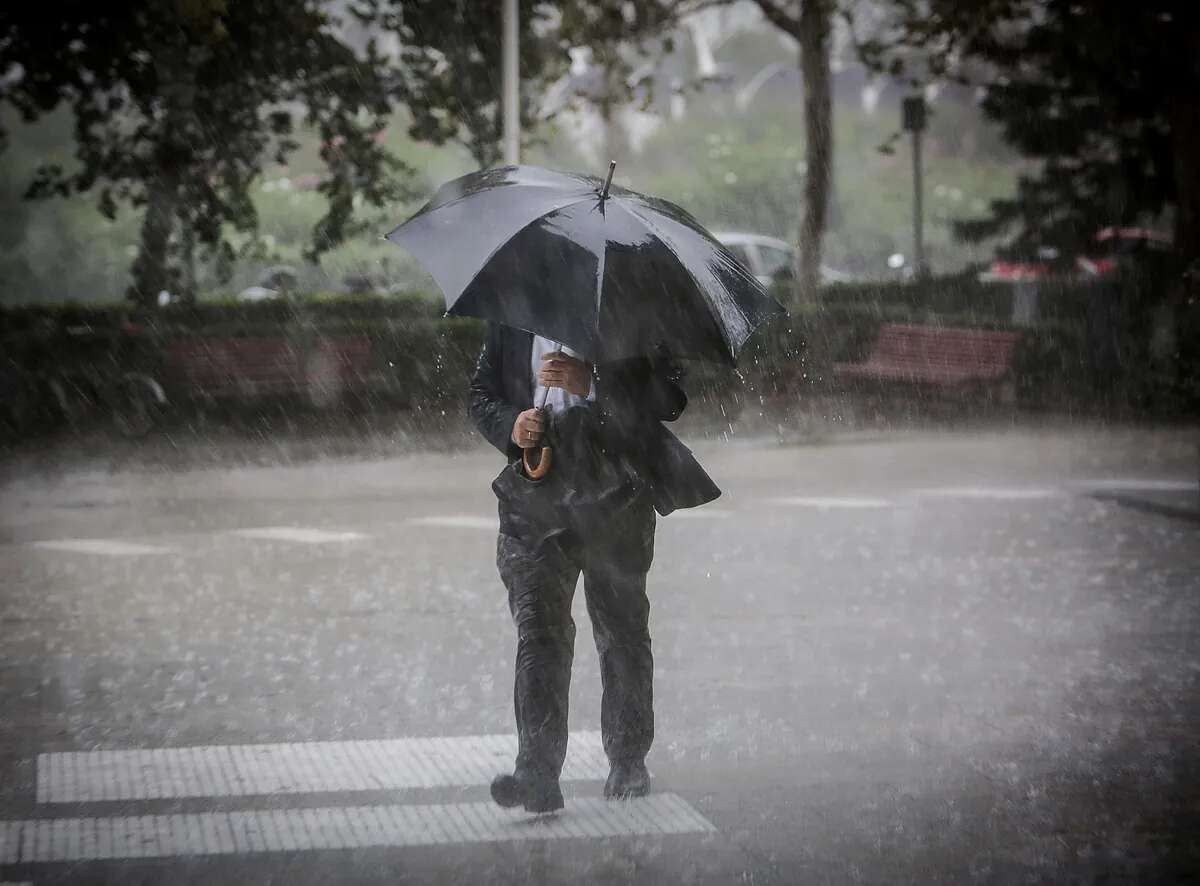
[748,0,837,299]
[358,0,561,170]
[357,0,682,171]
[857,0,1200,268]
[0,0,408,305]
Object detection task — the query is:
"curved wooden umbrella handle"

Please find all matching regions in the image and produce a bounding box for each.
[523,358,559,481]
[523,445,553,480]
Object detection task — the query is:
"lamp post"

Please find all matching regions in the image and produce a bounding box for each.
[501,0,520,165]
[902,95,927,277]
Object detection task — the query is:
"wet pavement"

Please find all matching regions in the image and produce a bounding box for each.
[1,427,1198,884]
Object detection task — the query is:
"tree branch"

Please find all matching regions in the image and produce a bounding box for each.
[751,0,801,40]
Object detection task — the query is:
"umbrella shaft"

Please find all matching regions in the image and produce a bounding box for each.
[536,340,560,410]
[601,161,616,200]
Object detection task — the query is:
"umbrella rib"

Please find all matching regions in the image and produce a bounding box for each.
[613,200,744,356]
[392,181,595,239]
[433,182,591,215]
[594,210,609,340]
[448,192,601,314]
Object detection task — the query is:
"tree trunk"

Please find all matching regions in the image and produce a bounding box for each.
[1170,10,1200,279]
[796,0,833,303]
[1168,96,1200,282]
[127,173,176,308]
[1162,89,1200,405]
[470,104,503,169]
[128,40,196,307]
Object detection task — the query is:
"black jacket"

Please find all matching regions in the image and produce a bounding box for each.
[468,323,721,517]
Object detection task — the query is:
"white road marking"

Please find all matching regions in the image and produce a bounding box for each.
[38,732,609,803]
[769,496,891,509]
[407,516,499,531]
[0,795,712,863]
[27,539,172,556]
[230,527,365,544]
[1074,478,1197,492]
[662,509,732,519]
[915,486,1063,501]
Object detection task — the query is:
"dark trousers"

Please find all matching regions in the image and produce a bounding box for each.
[496,500,655,781]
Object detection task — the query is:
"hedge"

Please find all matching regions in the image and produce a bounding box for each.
[2,274,1195,421]
[0,290,442,335]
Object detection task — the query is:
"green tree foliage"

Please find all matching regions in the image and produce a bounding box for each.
[856,0,1200,268]
[570,0,841,302]
[577,0,843,304]
[357,0,560,170]
[356,1,681,171]
[620,0,841,301]
[0,0,409,306]
[751,0,836,300]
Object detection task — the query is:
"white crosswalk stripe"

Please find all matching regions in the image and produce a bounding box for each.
[407,516,499,531]
[38,732,610,803]
[1074,478,1196,492]
[230,527,365,543]
[11,730,717,864]
[27,539,172,556]
[0,795,712,864]
[768,496,891,509]
[915,486,1063,501]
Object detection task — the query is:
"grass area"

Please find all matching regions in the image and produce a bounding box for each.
[627,96,1020,276]
[0,85,1023,305]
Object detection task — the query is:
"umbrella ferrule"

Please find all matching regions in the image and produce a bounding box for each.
[600,160,616,201]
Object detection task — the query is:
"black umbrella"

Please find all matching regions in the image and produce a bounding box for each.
[385,163,786,367]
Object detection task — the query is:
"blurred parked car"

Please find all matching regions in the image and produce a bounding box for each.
[340,273,378,295]
[237,265,299,302]
[714,232,854,287]
[1078,226,1174,278]
[977,228,1174,283]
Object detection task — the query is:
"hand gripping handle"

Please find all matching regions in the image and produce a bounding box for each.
[522,444,552,479]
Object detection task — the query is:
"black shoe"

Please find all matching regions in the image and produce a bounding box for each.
[490,772,564,813]
[604,761,650,799]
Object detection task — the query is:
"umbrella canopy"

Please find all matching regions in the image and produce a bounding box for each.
[386,164,785,365]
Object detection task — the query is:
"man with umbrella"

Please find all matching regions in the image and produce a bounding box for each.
[469,324,718,812]
[387,163,783,814]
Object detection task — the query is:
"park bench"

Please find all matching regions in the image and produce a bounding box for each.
[834,323,1022,398]
[163,335,376,406]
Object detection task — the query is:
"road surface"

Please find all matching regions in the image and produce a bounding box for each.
[1,428,1197,884]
